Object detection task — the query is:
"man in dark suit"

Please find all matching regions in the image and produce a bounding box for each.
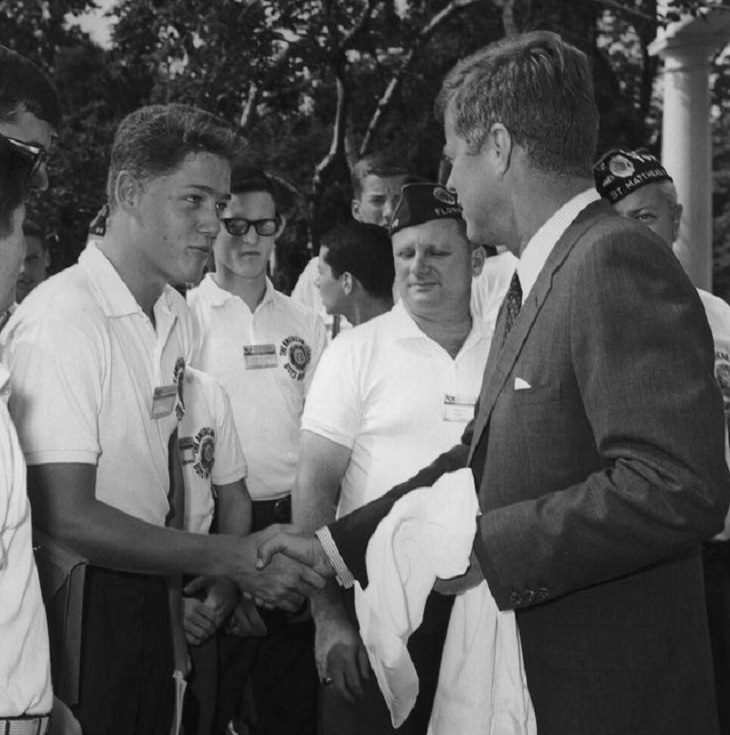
[259,31,730,734]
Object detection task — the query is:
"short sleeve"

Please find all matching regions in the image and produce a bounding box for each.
[6,317,103,466]
[303,312,328,395]
[301,335,361,449]
[210,379,247,486]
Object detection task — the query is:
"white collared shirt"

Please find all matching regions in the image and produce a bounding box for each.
[188,274,326,500]
[302,300,491,516]
[517,188,601,300]
[0,360,53,716]
[470,250,518,335]
[2,243,197,525]
[178,367,247,535]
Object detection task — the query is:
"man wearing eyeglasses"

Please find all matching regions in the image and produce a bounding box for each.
[188,164,326,735]
[0,46,58,192]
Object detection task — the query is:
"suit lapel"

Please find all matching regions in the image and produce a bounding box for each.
[468,201,609,463]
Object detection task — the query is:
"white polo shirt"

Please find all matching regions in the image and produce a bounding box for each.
[470,250,517,337]
[188,274,326,501]
[179,367,247,535]
[291,256,351,340]
[2,243,196,525]
[302,300,492,516]
[0,361,52,716]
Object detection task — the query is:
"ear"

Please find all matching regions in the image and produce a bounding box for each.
[351,199,362,222]
[113,170,143,215]
[341,271,353,296]
[275,214,287,239]
[471,245,486,277]
[672,203,683,243]
[488,123,513,177]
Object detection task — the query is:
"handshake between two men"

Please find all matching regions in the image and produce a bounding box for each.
[231,524,334,611]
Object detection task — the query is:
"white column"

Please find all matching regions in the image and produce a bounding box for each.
[650,10,730,291]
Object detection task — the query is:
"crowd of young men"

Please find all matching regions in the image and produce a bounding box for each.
[1,28,730,735]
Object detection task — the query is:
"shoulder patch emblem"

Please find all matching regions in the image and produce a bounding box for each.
[193,426,216,480]
[280,335,311,381]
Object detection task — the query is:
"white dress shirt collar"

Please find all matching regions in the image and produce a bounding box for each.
[517,188,601,300]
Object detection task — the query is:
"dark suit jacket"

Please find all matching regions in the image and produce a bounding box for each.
[327,201,730,735]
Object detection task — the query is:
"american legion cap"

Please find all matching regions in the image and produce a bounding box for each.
[593,149,672,204]
[390,182,463,236]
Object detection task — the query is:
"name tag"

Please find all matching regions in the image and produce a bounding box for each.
[151,384,178,419]
[243,344,278,370]
[178,436,195,465]
[443,394,476,423]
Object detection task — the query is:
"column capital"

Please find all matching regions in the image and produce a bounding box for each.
[649,8,730,59]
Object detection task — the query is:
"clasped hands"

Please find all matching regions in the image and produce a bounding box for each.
[228,524,335,613]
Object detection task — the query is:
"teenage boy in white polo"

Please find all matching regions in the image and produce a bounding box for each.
[178,366,254,735]
[292,153,409,338]
[188,164,326,735]
[295,183,492,735]
[2,106,325,735]
[0,127,52,735]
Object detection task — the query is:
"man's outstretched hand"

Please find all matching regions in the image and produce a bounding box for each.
[225,525,328,611]
[255,524,336,580]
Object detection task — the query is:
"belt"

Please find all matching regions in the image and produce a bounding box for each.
[0,715,51,735]
[251,494,291,531]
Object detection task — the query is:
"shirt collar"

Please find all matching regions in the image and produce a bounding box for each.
[79,242,178,319]
[517,188,601,300]
[389,299,491,351]
[198,273,277,311]
[0,360,10,403]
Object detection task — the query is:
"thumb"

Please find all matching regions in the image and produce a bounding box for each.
[255,537,279,569]
[183,575,210,596]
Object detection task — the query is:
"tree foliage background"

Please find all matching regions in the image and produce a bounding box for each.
[3,0,729,294]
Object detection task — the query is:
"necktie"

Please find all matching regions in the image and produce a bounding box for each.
[502,271,522,344]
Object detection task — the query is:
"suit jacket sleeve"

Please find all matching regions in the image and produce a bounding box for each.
[473,228,730,609]
[326,425,473,586]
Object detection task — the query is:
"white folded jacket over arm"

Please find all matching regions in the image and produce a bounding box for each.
[354,467,536,735]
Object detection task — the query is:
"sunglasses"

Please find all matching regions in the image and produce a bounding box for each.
[221,217,280,237]
[0,132,48,186]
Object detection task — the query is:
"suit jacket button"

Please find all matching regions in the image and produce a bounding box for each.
[523,589,535,604]
[536,586,549,602]
[510,590,522,606]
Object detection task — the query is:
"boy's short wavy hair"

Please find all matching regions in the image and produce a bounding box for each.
[106,104,241,208]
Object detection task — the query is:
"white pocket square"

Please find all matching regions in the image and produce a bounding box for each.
[514,377,532,391]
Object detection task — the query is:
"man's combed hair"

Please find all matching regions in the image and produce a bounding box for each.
[230,163,277,203]
[106,104,241,206]
[321,221,394,300]
[350,153,409,199]
[0,45,60,127]
[436,31,598,177]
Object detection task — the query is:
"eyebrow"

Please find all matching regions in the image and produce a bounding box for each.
[186,184,231,200]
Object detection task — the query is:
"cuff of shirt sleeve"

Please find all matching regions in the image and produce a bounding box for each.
[315,526,355,589]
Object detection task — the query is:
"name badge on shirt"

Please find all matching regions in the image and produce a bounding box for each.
[243,344,278,370]
[151,384,178,419]
[443,394,476,423]
[178,436,195,465]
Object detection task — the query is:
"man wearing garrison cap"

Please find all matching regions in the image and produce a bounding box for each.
[293,182,492,735]
[596,147,730,735]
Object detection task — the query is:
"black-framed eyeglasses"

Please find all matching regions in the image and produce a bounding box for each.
[0,132,48,187]
[221,217,279,237]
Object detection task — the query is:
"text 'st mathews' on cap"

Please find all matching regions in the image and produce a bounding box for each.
[593,148,672,204]
[390,182,463,236]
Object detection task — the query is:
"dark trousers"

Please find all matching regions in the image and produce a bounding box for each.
[319,590,453,735]
[704,539,730,735]
[185,496,318,735]
[74,566,174,735]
